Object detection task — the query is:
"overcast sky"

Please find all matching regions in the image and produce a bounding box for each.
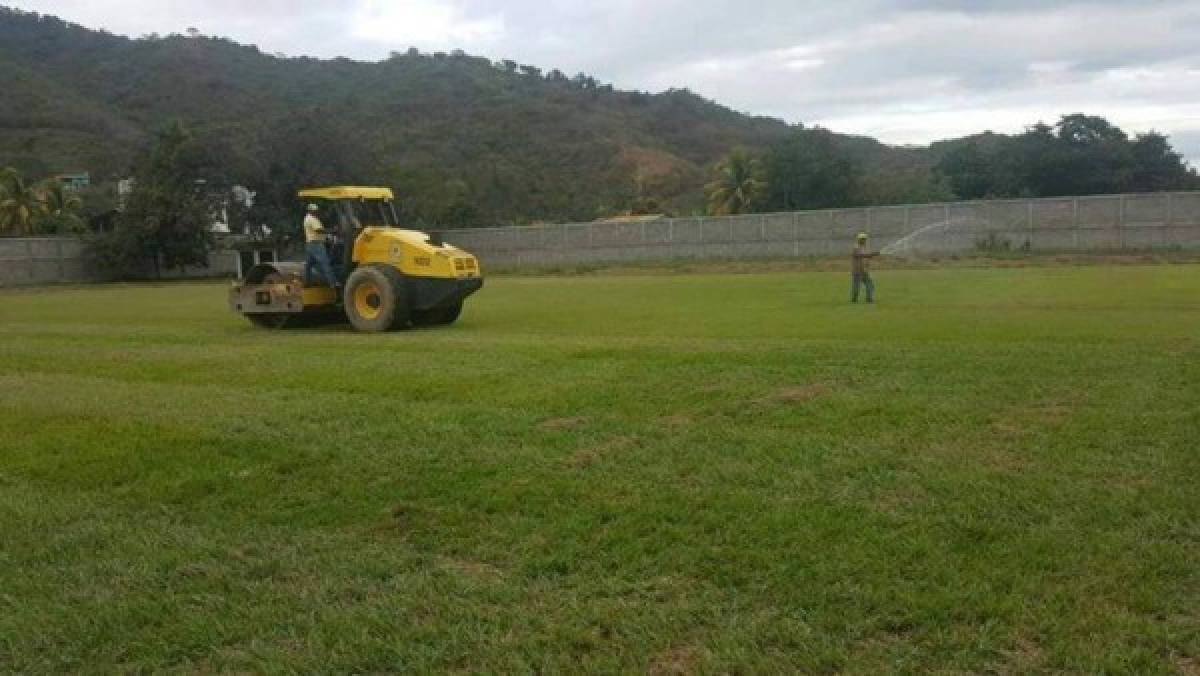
[15,0,1200,162]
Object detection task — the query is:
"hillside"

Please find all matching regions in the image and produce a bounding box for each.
[0,7,815,225]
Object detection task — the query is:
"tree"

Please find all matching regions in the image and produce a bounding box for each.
[705,149,764,215]
[0,167,45,235]
[760,129,861,211]
[1126,132,1199,193]
[935,115,1197,200]
[936,142,995,200]
[250,107,377,241]
[33,180,86,234]
[88,121,214,278]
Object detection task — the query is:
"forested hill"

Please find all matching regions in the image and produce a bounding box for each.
[0,7,805,224]
[2,7,1194,230]
[1,7,950,226]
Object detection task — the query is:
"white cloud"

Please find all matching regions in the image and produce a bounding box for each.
[348,0,505,50]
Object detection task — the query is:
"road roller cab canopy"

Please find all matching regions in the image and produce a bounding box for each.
[300,186,401,230]
[298,186,395,201]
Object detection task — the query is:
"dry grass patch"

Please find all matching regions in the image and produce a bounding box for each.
[567,435,639,468]
[439,557,504,580]
[756,383,833,406]
[648,644,706,675]
[539,416,589,431]
[658,414,694,429]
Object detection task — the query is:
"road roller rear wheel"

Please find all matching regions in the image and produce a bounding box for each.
[344,264,410,332]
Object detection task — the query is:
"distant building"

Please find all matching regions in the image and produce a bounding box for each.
[55,172,90,191]
[117,178,135,211]
[224,236,280,279]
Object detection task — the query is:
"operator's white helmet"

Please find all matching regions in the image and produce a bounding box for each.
[306,203,319,212]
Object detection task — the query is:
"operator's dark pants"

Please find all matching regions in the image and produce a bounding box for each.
[305,241,338,288]
[851,272,875,303]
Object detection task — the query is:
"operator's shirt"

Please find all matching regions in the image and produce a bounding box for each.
[852,244,871,275]
[303,214,326,243]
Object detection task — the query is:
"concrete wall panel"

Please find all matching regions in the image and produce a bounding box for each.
[948,203,990,231]
[1167,226,1200,247]
[987,201,1030,231]
[702,243,737,258]
[562,224,590,249]
[796,211,832,239]
[1031,229,1078,250]
[702,218,734,243]
[832,209,869,237]
[591,222,644,247]
[1121,227,1166,248]
[1077,196,1120,228]
[733,241,788,258]
[1124,194,1168,225]
[671,244,706,259]
[644,220,672,244]
[1033,199,1076,230]
[672,219,704,244]
[871,207,909,235]
[1170,194,1200,224]
[539,226,565,250]
[1075,228,1121,250]
[0,262,30,284]
[28,239,60,258]
[513,227,545,250]
[909,204,949,230]
[0,239,29,258]
[729,215,763,243]
[795,238,829,256]
[762,213,795,241]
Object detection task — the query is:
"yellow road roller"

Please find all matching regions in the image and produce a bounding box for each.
[229,186,483,332]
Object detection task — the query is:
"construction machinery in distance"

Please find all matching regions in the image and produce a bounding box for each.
[229,186,483,332]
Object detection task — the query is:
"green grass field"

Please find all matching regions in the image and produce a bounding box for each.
[1,263,1197,673]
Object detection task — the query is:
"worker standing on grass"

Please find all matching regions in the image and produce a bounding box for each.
[303,204,339,291]
[852,232,878,303]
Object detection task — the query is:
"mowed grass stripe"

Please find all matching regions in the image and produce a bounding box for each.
[1,264,1197,672]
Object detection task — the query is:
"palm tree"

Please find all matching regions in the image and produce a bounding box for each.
[0,167,45,235]
[40,180,82,216]
[705,149,765,216]
[36,179,85,234]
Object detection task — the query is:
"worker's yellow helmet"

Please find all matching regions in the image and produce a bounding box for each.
[856,232,868,242]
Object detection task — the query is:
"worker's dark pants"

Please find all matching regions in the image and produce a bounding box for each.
[851,272,875,303]
[304,242,338,288]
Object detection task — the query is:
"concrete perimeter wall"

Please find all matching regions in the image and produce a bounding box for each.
[440,191,1200,268]
[4,191,1200,286]
[0,238,237,287]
